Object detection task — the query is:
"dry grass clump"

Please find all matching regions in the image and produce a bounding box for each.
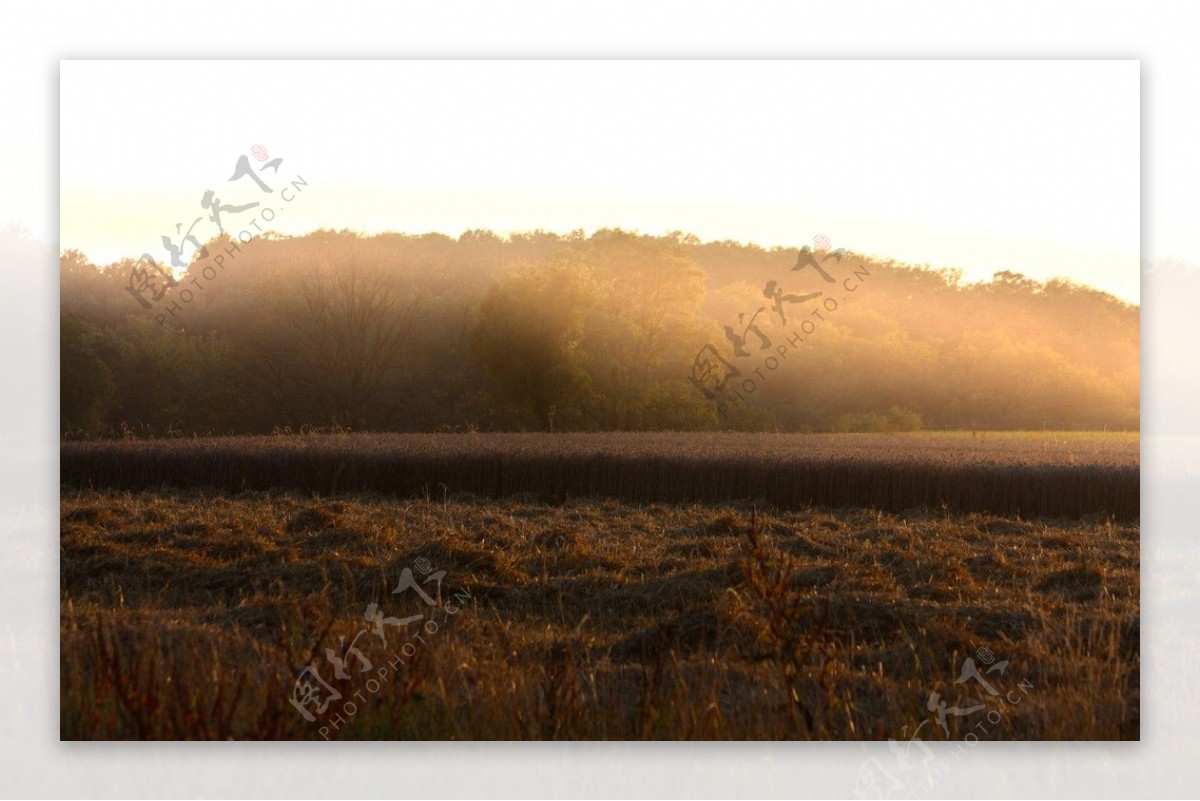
[61,490,1138,740]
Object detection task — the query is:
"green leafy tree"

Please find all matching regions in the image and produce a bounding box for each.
[60,313,115,436]
[471,259,596,430]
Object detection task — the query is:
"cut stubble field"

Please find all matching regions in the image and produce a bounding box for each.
[59,432,1139,740]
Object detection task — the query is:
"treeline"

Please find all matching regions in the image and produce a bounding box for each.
[60,228,1139,436]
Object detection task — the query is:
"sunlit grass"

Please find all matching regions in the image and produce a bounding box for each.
[61,490,1139,741]
[893,430,1139,442]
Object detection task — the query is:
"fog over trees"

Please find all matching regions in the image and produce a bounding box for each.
[60,228,1139,436]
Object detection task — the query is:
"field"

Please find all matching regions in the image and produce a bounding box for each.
[59,432,1139,740]
[61,431,1140,520]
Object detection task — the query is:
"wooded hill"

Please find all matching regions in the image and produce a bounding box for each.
[60,228,1139,436]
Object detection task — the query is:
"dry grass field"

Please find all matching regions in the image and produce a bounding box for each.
[61,431,1139,520]
[60,434,1139,741]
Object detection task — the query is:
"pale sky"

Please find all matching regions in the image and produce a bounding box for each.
[60,60,1140,302]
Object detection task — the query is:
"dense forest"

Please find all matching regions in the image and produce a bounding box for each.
[59,228,1139,436]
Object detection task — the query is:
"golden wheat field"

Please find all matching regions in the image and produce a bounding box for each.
[59,432,1138,741]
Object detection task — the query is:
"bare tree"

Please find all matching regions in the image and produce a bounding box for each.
[259,261,423,428]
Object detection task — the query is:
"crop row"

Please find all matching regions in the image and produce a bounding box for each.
[60,433,1139,519]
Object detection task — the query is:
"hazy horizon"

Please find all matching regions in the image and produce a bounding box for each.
[59,60,1141,304]
[60,223,1141,307]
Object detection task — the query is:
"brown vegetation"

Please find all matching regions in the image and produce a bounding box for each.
[61,490,1139,740]
[60,432,1140,520]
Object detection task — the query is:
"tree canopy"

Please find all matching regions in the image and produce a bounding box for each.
[60,228,1139,436]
